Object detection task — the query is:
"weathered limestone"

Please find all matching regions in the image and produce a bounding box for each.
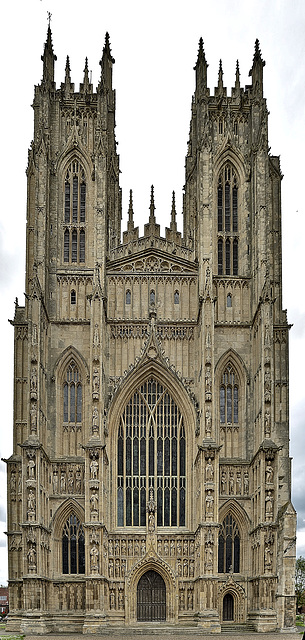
[5,31,296,634]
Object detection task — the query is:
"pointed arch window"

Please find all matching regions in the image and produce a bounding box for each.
[63,361,82,429]
[220,363,239,425]
[62,514,85,574]
[63,160,86,264]
[117,378,186,528]
[218,513,240,573]
[217,164,239,275]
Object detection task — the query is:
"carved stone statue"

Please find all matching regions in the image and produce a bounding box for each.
[205,490,214,517]
[90,459,99,480]
[92,407,99,434]
[90,544,99,572]
[205,458,214,481]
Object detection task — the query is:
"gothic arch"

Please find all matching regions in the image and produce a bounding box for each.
[219,499,251,575]
[125,550,176,624]
[57,146,93,181]
[107,360,196,531]
[215,349,247,458]
[54,345,89,381]
[54,346,89,455]
[51,498,85,577]
[214,144,247,182]
[107,359,197,441]
[218,575,246,623]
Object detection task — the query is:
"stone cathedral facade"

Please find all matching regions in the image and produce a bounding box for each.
[6,30,296,634]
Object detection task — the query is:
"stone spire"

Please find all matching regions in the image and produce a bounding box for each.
[99,32,115,91]
[41,25,57,85]
[194,37,208,94]
[249,39,265,98]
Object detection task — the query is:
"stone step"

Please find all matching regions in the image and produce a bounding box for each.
[221,622,256,633]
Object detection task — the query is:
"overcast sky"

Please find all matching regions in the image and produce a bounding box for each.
[0,0,304,584]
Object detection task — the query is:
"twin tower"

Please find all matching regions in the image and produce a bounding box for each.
[6,29,296,634]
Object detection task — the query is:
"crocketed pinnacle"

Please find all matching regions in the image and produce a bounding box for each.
[149,185,156,223]
[128,189,134,230]
[65,56,71,84]
[170,191,177,231]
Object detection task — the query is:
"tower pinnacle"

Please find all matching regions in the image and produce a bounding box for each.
[41,25,57,85]
[249,38,265,97]
[194,37,208,94]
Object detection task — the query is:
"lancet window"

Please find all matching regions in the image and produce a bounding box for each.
[218,513,240,573]
[62,514,85,574]
[220,363,239,425]
[217,164,238,275]
[63,160,86,263]
[117,378,186,528]
[63,361,82,430]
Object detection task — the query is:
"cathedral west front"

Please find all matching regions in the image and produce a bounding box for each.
[5,29,296,634]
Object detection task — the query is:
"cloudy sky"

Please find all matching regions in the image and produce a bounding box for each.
[0,0,304,584]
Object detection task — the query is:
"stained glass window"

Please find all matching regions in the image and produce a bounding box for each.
[63,361,82,430]
[63,161,86,264]
[218,514,240,573]
[217,164,239,276]
[117,378,186,527]
[62,514,85,574]
[220,363,239,425]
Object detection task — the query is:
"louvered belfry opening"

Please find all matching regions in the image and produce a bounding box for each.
[137,570,166,621]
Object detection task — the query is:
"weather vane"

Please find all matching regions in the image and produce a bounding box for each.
[47,11,52,27]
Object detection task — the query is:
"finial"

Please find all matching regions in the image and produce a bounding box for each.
[41,18,57,84]
[128,189,134,229]
[47,11,52,27]
[65,56,71,83]
[103,32,115,63]
[170,191,177,231]
[250,38,265,70]
[149,185,156,222]
[194,37,208,91]
[235,60,240,89]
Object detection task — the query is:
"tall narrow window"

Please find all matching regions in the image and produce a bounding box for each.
[62,514,85,574]
[174,290,179,304]
[218,514,240,573]
[126,290,131,305]
[117,378,186,527]
[219,363,239,425]
[63,162,86,264]
[217,164,239,276]
[63,361,82,431]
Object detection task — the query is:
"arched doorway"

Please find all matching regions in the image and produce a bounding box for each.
[223,592,234,621]
[137,570,166,621]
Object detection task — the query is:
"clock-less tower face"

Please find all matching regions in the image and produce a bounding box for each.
[6,31,295,635]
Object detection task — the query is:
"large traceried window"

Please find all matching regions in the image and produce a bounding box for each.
[218,513,240,573]
[220,363,239,425]
[63,361,82,430]
[217,164,238,276]
[63,160,86,264]
[117,378,186,528]
[62,514,85,574]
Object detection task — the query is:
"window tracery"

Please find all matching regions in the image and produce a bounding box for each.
[218,513,240,573]
[63,361,82,431]
[220,363,239,425]
[63,160,86,264]
[117,378,186,528]
[217,164,238,276]
[62,514,85,574]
